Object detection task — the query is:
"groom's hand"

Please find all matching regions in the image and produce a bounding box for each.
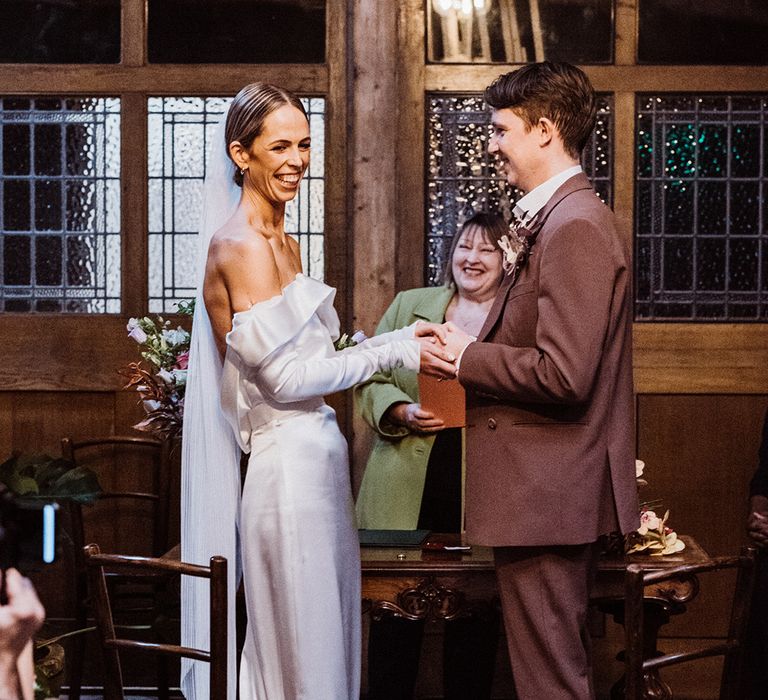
[414,321,457,378]
[417,336,456,378]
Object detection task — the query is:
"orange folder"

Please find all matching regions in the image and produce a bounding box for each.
[417,374,466,428]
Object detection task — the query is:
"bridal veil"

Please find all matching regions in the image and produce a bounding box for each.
[180,108,242,699]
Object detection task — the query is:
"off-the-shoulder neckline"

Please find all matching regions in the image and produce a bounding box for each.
[231,272,320,321]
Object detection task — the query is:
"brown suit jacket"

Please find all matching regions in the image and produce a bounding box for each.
[459,173,639,546]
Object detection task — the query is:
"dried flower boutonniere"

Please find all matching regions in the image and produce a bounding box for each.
[498,218,541,284]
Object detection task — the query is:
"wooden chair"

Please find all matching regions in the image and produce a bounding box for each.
[624,546,757,700]
[84,543,227,700]
[60,435,173,699]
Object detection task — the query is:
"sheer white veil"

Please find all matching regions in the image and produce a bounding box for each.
[180,107,242,699]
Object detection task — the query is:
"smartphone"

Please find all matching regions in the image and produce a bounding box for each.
[0,497,59,571]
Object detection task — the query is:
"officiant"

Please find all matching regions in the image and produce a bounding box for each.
[355,212,506,700]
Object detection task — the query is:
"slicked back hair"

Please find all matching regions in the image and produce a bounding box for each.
[484,62,597,159]
[225,83,308,187]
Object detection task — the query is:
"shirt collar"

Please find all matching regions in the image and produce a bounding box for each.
[513,164,583,224]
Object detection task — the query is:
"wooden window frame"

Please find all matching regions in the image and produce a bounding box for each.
[0,0,348,393]
[393,0,768,395]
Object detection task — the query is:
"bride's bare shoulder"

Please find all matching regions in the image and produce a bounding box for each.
[206,223,280,306]
[208,222,272,267]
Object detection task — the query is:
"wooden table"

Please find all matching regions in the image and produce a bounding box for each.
[361,534,710,699]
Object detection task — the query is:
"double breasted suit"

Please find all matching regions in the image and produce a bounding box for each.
[457,172,639,699]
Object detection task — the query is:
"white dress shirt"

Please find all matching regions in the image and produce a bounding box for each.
[512,164,583,224]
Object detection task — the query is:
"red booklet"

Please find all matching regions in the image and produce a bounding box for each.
[417,374,466,428]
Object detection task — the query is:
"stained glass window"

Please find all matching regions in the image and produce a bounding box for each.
[426,93,613,285]
[148,97,325,313]
[636,95,768,320]
[427,0,612,64]
[0,98,121,313]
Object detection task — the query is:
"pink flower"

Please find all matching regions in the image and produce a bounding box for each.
[175,351,189,369]
[638,509,661,535]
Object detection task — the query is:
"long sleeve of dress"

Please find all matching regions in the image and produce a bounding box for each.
[224,275,420,405]
[241,336,419,403]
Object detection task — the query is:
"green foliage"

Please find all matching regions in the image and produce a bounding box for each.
[0,453,103,503]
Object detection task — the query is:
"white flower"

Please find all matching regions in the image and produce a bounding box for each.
[162,327,189,346]
[498,234,522,275]
[156,368,174,385]
[637,510,661,535]
[635,459,645,478]
[127,318,148,344]
[142,399,161,412]
[171,369,188,387]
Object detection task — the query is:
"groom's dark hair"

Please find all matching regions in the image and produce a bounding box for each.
[226,83,308,187]
[484,62,597,159]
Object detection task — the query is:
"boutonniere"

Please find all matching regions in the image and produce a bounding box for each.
[498,218,540,282]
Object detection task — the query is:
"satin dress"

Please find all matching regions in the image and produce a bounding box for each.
[219,273,418,700]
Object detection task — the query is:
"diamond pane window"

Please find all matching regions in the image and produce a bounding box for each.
[148,97,325,313]
[635,95,768,320]
[0,98,121,313]
[426,93,612,286]
[427,0,612,64]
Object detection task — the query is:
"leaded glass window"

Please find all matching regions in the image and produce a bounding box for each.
[427,0,613,64]
[636,95,768,320]
[148,97,326,313]
[0,98,121,313]
[426,93,613,286]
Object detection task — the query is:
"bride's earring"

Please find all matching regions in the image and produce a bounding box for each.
[240,167,247,175]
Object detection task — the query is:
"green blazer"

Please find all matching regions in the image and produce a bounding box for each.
[355,285,455,529]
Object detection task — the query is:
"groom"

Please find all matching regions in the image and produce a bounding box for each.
[433,62,639,699]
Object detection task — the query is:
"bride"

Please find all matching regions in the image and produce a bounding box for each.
[180,83,455,699]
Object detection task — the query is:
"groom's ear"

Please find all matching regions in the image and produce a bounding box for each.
[536,117,556,148]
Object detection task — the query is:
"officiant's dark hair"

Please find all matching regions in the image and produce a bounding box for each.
[484,62,596,159]
[226,83,308,187]
[444,212,507,288]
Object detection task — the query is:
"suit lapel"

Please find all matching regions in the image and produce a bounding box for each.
[477,272,515,342]
[477,173,595,343]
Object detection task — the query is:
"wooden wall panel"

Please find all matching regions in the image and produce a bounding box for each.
[637,394,766,638]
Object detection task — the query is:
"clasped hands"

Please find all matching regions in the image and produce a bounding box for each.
[413,321,474,380]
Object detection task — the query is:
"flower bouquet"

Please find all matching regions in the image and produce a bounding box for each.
[625,460,685,556]
[121,301,193,440]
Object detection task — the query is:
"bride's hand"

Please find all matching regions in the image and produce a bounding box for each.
[413,320,450,345]
[417,335,456,379]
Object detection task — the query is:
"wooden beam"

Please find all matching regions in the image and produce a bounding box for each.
[425,64,768,93]
[121,0,146,67]
[633,324,768,394]
[348,0,399,335]
[0,65,328,95]
[120,93,148,313]
[396,0,427,291]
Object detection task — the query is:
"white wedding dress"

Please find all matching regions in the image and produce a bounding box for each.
[217,272,418,699]
[180,105,420,700]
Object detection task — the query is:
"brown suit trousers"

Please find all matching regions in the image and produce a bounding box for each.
[458,174,639,699]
